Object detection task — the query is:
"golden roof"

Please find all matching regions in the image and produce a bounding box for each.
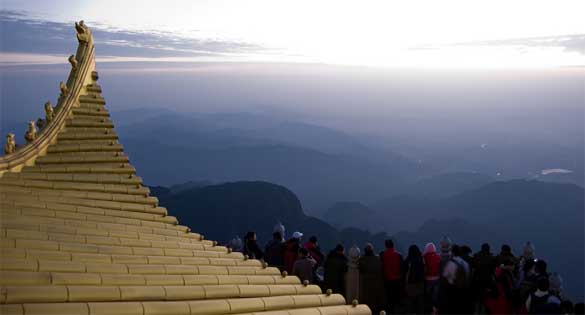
[0,21,371,315]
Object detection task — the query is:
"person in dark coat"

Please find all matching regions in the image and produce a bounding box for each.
[526,277,561,314]
[460,245,474,267]
[404,244,425,314]
[324,244,348,295]
[242,231,263,260]
[535,259,549,280]
[264,232,285,269]
[496,244,516,267]
[473,243,497,311]
[358,243,385,313]
[515,258,537,312]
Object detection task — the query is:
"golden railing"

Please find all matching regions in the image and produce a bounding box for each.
[0,21,97,175]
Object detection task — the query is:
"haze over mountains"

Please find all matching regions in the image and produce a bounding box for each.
[112,108,421,213]
[4,62,583,190]
[110,106,584,214]
[110,106,583,299]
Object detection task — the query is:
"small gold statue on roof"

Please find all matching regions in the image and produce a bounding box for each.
[59,81,68,98]
[44,101,55,122]
[24,121,37,143]
[68,54,78,71]
[4,133,16,154]
[75,20,90,43]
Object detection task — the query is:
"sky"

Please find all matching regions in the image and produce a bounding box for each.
[1,0,584,68]
[0,0,583,180]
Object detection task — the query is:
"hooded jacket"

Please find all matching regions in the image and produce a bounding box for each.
[423,243,441,281]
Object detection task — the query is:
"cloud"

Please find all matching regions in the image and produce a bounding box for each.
[541,168,573,175]
[451,34,585,55]
[0,10,266,59]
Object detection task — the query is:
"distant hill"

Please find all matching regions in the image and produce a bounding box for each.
[155,181,390,251]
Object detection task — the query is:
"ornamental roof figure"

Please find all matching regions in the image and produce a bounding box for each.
[4,133,16,154]
[24,120,37,143]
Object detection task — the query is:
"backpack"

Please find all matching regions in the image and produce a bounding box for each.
[451,259,469,289]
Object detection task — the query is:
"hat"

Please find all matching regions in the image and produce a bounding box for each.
[273,222,285,238]
[292,231,303,239]
[423,242,437,255]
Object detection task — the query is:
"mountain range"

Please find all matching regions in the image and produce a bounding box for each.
[112,108,423,214]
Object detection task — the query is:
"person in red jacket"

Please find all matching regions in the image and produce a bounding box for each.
[485,259,515,314]
[381,239,403,314]
[423,242,441,312]
[304,236,324,266]
[283,231,303,274]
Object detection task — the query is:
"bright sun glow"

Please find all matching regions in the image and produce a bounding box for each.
[2,0,585,68]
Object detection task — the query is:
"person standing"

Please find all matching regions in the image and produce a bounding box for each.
[437,245,471,314]
[358,243,385,314]
[324,244,348,295]
[243,231,263,260]
[526,277,561,314]
[304,236,325,266]
[345,245,361,302]
[422,242,441,313]
[404,245,425,314]
[496,244,516,267]
[283,231,303,273]
[381,239,403,314]
[516,258,538,312]
[264,232,285,269]
[519,241,535,270]
[485,259,516,314]
[473,243,497,311]
[292,247,317,283]
[439,236,453,272]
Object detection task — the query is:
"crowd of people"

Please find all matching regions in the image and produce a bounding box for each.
[228,225,583,314]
